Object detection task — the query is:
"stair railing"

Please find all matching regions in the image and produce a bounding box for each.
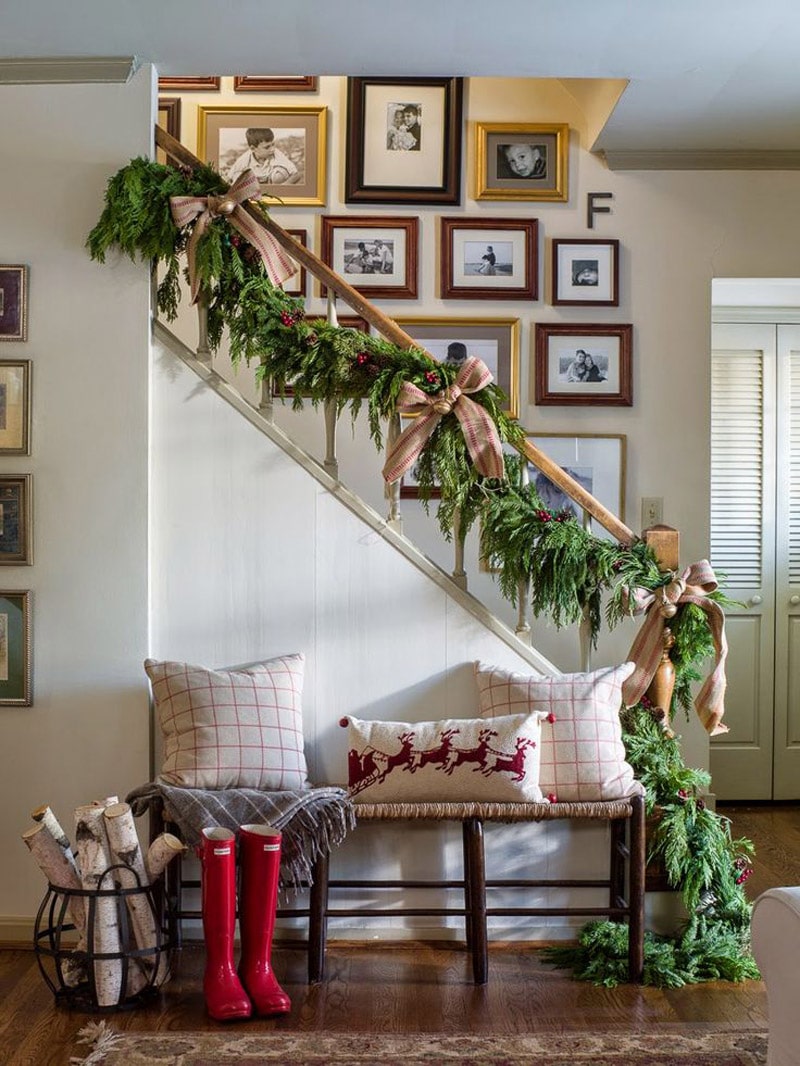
[154,125,678,691]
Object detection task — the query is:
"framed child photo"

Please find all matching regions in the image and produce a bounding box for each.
[534,323,632,407]
[440,217,539,301]
[198,105,327,206]
[552,239,620,306]
[475,122,569,202]
[395,316,520,418]
[345,76,463,205]
[0,589,32,705]
[525,433,626,539]
[0,266,28,342]
[320,216,419,299]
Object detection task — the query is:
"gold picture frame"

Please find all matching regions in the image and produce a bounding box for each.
[394,316,520,418]
[0,266,28,342]
[475,122,569,202]
[197,105,327,206]
[0,589,32,705]
[0,360,31,454]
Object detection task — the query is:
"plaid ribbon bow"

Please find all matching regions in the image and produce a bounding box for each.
[169,169,295,304]
[382,357,505,484]
[621,559,729,735]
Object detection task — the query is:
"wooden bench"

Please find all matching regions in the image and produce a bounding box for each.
[307,795,646,985]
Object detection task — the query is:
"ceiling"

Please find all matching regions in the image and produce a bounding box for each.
[3,0,800,169]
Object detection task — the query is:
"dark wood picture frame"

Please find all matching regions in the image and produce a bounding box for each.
[0,266,28,343]
[535,323,633,407]
[551,238,620,306]
[0,474,32,565]
[157,76,220,91]
[345,77,463,205]
[283,229,308,298]
[234,76,318,92]
[320,216,419,299]
[440,217,538,300]
[156,98,181,167]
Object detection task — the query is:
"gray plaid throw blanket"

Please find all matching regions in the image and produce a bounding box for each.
[126,781,355,892]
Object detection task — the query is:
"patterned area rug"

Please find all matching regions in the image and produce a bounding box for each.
[76,1024,768,1065]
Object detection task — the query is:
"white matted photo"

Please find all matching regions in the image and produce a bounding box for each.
[552,239,619,306]
[320,216,419,299]
[440,218,538,300]
[534,323,633,407]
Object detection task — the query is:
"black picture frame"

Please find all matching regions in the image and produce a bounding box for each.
[345,77,463,205]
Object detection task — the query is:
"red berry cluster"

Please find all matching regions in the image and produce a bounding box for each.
[424,370,440,385]
[356,352,370,366]
[546,712,556,723]
[280,310,302,327]
[734,857,753,885]
[535,509,552,522]
[547,793,558,804]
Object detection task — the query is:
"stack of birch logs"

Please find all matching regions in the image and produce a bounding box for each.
[22,795,185,1009]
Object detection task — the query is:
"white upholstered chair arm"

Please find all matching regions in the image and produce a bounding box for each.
[751,887,800,1066]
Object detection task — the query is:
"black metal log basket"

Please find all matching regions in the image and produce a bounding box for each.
[33,864,170,1012]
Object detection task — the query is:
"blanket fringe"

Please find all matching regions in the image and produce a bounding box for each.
[70,1021,122,1065]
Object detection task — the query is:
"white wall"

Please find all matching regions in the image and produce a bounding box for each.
[0,69,152,936]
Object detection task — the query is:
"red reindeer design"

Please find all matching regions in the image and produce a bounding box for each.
[444,728,498,775]
[481,737,535,781]
[411,728,460,773]
[378,731,417,782]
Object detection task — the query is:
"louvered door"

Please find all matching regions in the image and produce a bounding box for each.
[709,322,800,800]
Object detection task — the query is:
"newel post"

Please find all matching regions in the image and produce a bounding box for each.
[643,524,680,714]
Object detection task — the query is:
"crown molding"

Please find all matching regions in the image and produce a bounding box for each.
[0,56,139,84]
[598,149,800,171]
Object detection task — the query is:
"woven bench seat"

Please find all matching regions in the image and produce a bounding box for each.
[308,794,646,985]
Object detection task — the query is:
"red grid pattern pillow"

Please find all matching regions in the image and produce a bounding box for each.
[342,712,550,804]
[474,661,638,802]
[145,655,309,790]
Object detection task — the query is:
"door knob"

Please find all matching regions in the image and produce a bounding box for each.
[749,595,763,606]
[790,595,800,606]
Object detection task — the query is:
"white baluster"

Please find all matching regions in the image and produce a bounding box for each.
[322,294,340,477]
[578,507,593,670]
[196,294,212,366]
[516,457,532,640]
[258,374,274,424]
[452,509,467,592]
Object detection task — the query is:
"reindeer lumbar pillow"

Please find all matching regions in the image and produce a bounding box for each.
[340,712,551,804]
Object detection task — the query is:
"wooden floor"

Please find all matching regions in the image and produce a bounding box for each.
[2,803,798,1066]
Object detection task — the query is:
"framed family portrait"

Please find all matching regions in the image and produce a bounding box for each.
[552,239,619,306]
[395,316,520,418]
[475,122,569,202]
[440,217,538,300]
[534,323,632,407]
[0,589,31,705]
[525,433,626,538]
[320,216,419,299]
[0,475,32,565]
[234,76,318,92]
[157,76,220,91]
[0,360,31,454]
[345,77,463,205]
[198,105,327,206]
[0,267,28,343]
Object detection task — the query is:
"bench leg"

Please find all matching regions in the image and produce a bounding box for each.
[463,817,487,985]
[462,821,473,951]
[308,848,329,984]
[627,794,646,983]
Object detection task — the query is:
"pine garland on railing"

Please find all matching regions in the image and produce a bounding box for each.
[86,156,758,987]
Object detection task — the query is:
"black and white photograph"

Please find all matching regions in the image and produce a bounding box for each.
[440,218,538,300]
[198,106,327,206]
[345,77,463,204]
[496,142,547,180]
[386,102,422,151]
[396,317,520,417]
[552,239,619,306]
[526,433,626,538]
[321,216,418,298]
[535,323,632,407]
[476,122,568,202]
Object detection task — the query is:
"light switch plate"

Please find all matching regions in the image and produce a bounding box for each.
[641,496,663,527]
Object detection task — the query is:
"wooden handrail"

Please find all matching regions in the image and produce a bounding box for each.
[154,124,636,546]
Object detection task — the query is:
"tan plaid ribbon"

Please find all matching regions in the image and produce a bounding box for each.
[621,559,729,735]
[382,357,505,483]
[169,169,295,304]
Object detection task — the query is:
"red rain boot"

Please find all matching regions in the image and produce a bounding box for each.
[237,824,291,1016]
[198,827,252,1021]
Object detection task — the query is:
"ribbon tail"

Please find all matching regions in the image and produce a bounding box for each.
[452,395,505,479]
[382,410,441,484]
[621,608,666,708]
[185,212,211,305]
[690,598,729,735]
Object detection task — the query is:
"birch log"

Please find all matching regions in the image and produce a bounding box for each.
[74,805,123,1007]
[30,805,76,866]
[104,803,168,987]
[145,833,186,882]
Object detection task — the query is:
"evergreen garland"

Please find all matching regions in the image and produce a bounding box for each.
[87,158,758,987]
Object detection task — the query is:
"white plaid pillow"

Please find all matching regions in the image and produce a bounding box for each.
[146,655,309,790]
[342,712,550,804]
[474,661,637,802]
